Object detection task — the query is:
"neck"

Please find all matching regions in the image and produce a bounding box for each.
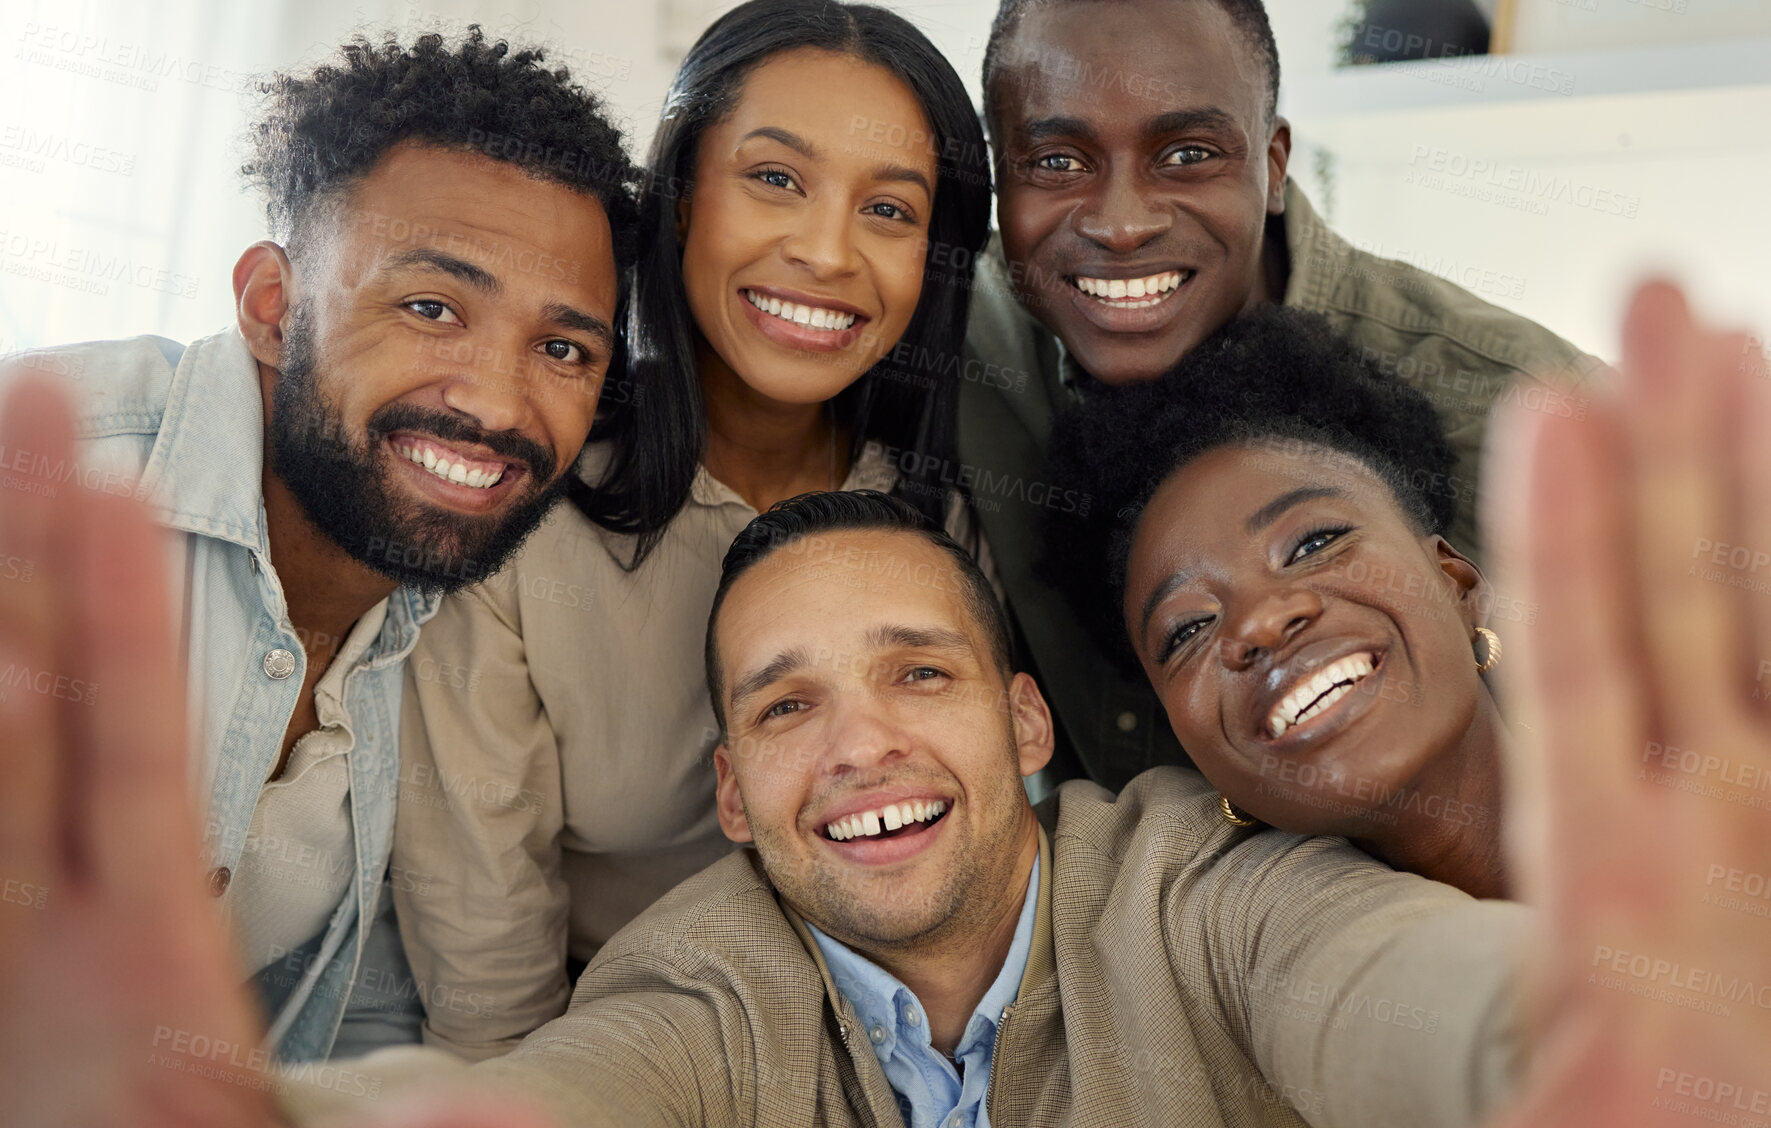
[864,818,1040,1056]
[260,467,399,670]
[1351,691,1509,900]
[697,339,847,512]
[1252,212,1291,308]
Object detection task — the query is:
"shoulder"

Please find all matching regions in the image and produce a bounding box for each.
[585,850,813,983]
[0,333,188,438]
[1044,766,1226,870]
[1283,184,1600,384]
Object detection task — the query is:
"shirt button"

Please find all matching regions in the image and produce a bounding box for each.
[868,1025,887,1045]
[1116,710,1138,733]
[263,648,297,680]
[903,1006,920,1027]
[207,866,231,896]
[945,1113,963,1128]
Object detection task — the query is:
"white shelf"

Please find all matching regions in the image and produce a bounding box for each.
[1281,36,1771,118]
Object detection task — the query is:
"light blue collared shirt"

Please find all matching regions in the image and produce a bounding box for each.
[809,858,1038,1128]
[1,330,440,1060]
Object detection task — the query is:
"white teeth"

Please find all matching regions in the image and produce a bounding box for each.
[395,441,505,490]
[825,799,948,841]
[1266,653,1376,738]
[743,290,856,331]
[1073,270,1187,304]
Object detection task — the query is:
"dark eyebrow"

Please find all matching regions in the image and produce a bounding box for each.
[865,624,972,653]
[540,301,614,350]
[738,126,815,158]
[1145,108,1240,139]
[871,162,933,199]
[380,247,501,295]
[1018,116,1095,146]
[1138,569,1192,640]
[728,645,812,720]
[1245,487,1348,536]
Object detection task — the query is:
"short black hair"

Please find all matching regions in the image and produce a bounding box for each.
[705,490,1012,736]
[1039,304,1456,668]
[242,26,641,272]
[981,0,1281,141]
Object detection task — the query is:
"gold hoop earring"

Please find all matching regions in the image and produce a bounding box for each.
[1474,626,1502,673]
[1219,795,1258,827]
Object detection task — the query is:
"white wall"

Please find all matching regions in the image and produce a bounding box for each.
[2,0,1765,363]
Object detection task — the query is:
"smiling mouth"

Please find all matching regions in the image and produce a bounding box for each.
[1069,269,1193,309]
[823,799,948,842]
[742,288,859,332]
[1266,651,1378,739]
[388,435,514,491]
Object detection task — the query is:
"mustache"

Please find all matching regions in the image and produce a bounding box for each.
[366,403,558,483]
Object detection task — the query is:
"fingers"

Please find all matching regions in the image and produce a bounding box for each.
[1617,282,1742,740]
[0,379,78,882]
[64,442,193,893]
[1485,392,1647,896]
[1735,338,1771,713]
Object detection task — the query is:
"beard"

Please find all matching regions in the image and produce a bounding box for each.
[268,304,568,595]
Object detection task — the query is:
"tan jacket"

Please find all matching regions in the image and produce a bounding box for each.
[289,768,1526,1127]
[958,182,1606,788]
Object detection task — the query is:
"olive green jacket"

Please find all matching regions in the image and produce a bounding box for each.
[285,768,1525,1128]
[958,182,1603,788]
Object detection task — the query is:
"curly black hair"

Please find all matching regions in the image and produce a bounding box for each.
[982,0,1281,141]
[241,26,641,273]
[1039,304,1456,670]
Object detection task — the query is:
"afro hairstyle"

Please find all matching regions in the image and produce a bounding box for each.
[242,26,641,273]
[1038,303,1458,672]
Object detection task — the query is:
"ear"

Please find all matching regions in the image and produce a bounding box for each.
[1430,535,1490,630]
[1006,671,1056,779]
[1266,116,1292,215]
[233,241,295,372]
[713,742,753,843]
[674,191,692,247]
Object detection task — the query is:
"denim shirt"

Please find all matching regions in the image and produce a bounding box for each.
[808,858,1038,1128]
[0,329,439,1060]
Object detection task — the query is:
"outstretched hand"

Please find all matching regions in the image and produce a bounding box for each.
[1487,282,1771,1125]
[0,377,276,1127]
[0,378,561,1128]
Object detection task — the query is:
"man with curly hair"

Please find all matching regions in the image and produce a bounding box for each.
[0,27,648,1062]
[958,0,1608,791]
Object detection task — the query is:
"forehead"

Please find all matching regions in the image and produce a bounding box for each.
[707,47,938,178]
[995,0,1267,130]
[718,528,980,669]
[332,142,618,295]
[1136,440,1399,556]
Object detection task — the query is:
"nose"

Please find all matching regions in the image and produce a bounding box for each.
[779,196,863,280]
[437,333,542,439]
[1074,163,1171,253]
[1217,585,1324,671]
[820,685,913,779]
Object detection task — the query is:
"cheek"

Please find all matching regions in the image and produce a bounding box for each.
[868,236,930,340]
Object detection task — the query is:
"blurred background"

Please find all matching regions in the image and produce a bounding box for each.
[2,0,1768,360]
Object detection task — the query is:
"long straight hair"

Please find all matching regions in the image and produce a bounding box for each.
[575,0,993,567]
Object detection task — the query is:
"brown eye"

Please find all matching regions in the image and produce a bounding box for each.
[1287,526,1351,565]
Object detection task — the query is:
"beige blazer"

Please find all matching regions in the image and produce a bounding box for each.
[288,767,1527,1127]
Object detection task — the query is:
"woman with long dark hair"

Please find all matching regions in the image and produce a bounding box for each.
[393,0,992,1058]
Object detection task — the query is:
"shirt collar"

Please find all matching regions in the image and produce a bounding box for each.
[805,855,1040,1066]
[689,437,899,509]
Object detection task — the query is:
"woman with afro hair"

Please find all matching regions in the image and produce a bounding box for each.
[1041,305,1513,897]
